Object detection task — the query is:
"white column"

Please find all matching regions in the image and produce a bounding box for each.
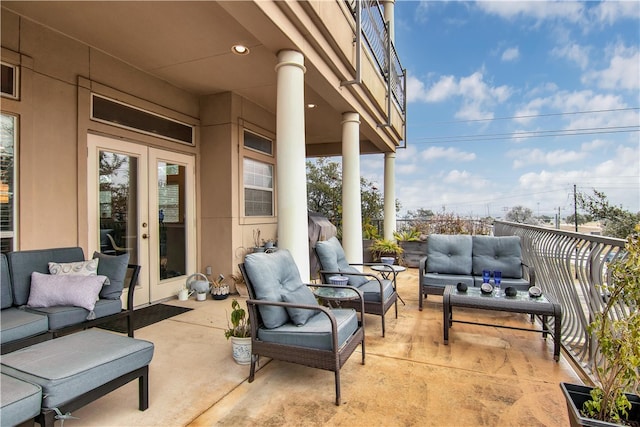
[341,112,363,264]
[382,0,396,42]
[275,50,310,280]
[383,152,396,240]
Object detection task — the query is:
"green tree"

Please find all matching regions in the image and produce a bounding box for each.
[577,189,640,239]
[405,208,435,219]
[565,213,592,226]
[306,158,386,234]
[505,206,537,224]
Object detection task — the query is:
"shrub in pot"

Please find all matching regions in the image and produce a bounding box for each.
[224,299,251,364]
[562,224,640,426]
[369,238,403,263]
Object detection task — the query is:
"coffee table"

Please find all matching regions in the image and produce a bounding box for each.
[442,285,562,361]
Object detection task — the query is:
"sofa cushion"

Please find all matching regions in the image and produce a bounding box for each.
[472,236,523,278]
[26,299,122,330]
[7,247,85,306]
[1,254,13,309]
[257,308,358,351]
[48,259,99,276]
[27,272,106,319]
[316,237,368,286]
[0,308,49,344]
[0,373,42,427]
[1,329,154,409]
[426,234,473,275]
[281,285,319,326]
[93,251,130,300]
[243,250,303,329]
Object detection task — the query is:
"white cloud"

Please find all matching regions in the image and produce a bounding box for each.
[421,147,476,162]
[510,148,587,169]
[581,139,610,151]
[551,42,590,69]
[501,47,520,62]
[475,1,585,23]
[590,0,640,25]
[582,43,640,90]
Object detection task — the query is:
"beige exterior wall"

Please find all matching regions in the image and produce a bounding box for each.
[1,9,279,284]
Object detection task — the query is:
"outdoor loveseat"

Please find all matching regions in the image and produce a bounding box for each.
[419,234,535,310]
[1,247,139,354]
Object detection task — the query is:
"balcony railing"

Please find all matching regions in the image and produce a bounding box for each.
[344,0,407,118]
[494,221,628,383]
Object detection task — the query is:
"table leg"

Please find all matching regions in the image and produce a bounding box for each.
[554,313,561,362]
[443,294,450,344]
[542,315,548,339]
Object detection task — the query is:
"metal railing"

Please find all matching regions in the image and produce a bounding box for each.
[344,0,406,116]
[494,221,627,382]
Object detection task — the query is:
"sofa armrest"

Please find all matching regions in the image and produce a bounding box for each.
[522,262,536,288]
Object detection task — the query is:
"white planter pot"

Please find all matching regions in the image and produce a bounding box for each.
[230,336,252,365]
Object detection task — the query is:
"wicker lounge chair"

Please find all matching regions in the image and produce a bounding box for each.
[315,237,398,337]
[239,249,365,406]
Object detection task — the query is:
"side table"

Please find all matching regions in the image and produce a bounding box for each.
[370,264,406,305]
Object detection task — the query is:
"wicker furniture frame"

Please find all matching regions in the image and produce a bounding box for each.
[317,260,398,337]
[443,285,562,361]
[239,263,366,406]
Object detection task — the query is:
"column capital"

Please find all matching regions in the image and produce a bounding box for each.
[275,50,306,73]
[341,112,360,125]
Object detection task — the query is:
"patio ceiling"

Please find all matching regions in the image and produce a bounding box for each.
[2,1,356,150]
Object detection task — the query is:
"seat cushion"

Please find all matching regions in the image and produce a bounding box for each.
[472,236,523,278]
[357,279,395,303]
[93,251,130,300]
[7,247,85,306]
[0,372,42,426]
[421,273,474,289]
[257,308,358,351]
[472,276,530,291]
[0,308,49,344]
[26,298,122,330]
[1,329,154,409]
[426,234,473,275]
[243,250,305,329]
[316,237,368,286]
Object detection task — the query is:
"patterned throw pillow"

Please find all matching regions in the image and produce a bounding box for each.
[48,259,99,276]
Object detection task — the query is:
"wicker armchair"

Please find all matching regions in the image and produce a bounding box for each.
[239,249,365,406]
[315,237,398,337]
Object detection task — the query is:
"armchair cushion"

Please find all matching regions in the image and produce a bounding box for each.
[243,250,303,329]
[257,308,358,350]
[426,234,473,275]
[1,254,13,309]
[93,251,130,300]
[281,285,319,326]
[358,279,395,303]
[316,237,368,286]
[472,235,523,278]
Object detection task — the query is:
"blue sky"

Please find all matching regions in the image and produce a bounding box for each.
[359,0,640,219]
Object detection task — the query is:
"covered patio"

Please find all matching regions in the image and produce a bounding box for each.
[69,267,581,426]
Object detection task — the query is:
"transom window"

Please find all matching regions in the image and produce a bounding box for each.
[1,62,19,99]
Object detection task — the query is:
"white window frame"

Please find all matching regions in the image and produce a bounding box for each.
[1,113,18,251]
[1,62,20,100]
[241,128,275,218]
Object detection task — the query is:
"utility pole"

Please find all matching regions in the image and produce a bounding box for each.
[573,184,578,232]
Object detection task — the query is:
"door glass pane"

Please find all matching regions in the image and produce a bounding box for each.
[158,162,186,279]
[99,151,138,267]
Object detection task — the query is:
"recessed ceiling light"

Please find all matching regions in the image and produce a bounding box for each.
[306,103,317,109]
[231,44,250,55]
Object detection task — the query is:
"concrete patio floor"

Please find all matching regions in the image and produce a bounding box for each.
[69,267,582,426]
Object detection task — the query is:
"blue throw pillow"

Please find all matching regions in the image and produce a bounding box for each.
[93,252,130,300]
[281,286,319,326]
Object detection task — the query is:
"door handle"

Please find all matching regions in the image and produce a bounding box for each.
[142,234,149,239]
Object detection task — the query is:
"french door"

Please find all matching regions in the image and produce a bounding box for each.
[88,134,196,306]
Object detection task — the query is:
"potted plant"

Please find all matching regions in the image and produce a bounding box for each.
[369,238,404,263]
[224,299,251,365]
[394,229,427,268]
[561,225,640,426]
[362,221,380,263]
[210,274,230,300]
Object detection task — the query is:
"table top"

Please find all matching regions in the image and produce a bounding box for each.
[313,286,360,301]
[370,264,406,273]
[443,285,560,315]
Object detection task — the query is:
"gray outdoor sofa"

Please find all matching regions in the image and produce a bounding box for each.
[1,247,139,354]
[419,234,535,310]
